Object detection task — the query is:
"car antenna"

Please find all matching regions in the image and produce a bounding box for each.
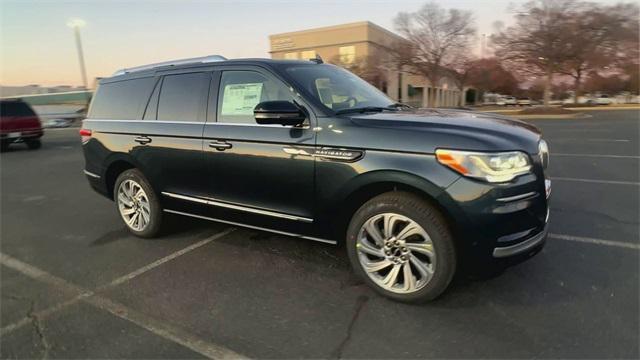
[310,54,323,64]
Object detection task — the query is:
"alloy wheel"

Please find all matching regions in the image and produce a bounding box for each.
[117,179,151,232]
[356,213,436,294]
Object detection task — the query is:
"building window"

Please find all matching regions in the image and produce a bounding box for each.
[339,46,356,64]
[301,50,316,60]
[284,52,298,60]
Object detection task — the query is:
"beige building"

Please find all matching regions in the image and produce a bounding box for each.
[269,21,464,108]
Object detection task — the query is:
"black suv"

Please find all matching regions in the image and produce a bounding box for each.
[81,55,550,302]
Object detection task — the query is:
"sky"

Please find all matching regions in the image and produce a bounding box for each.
[0,0,626,87]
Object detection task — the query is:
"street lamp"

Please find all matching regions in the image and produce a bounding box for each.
[67,18,88,90]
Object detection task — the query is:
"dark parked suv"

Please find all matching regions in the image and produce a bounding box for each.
[81,55,550,302]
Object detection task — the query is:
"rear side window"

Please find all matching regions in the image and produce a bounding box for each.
[0,101,36,117]
[157,73,210,122]
[89,77,155,119]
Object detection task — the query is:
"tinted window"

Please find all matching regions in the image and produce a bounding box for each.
[218,71,294,124]
[89,77,155,119]
[0,101,36,117]
[157,73,210,122]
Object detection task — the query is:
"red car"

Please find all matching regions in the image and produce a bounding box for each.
[0,99,43,151]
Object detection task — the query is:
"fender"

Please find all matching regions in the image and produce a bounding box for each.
[314,169,460,238]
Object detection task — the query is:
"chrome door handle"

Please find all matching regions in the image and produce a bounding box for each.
[134,136,152,145]
[209,140,232,151]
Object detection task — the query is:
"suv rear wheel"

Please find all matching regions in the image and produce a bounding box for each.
[114,169,163,238]
[346,192,456,303]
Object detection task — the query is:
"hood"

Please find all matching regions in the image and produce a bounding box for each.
[343,108,542,154]
[350,108,540,136]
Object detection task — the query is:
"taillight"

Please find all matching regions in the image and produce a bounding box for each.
[79,128,92,143]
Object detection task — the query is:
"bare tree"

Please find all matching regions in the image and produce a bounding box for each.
[492,0,579,106]
[393,2,476,103]
[447,53,477,107]
[559,2,640,102]
[467,58,520,95]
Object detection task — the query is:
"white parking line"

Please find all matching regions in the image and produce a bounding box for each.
[0,229,245,358]
[550,138,630,142]
[100,227,235,289]
[552,153,640,159]
[85,296,246,359]
[551,177,640,186]
[550,233,640,250]
[2,229,235,336]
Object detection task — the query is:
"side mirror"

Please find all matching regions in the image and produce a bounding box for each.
[254,101,306,126]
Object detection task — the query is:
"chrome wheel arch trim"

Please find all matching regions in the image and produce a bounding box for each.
[83,169,101,179]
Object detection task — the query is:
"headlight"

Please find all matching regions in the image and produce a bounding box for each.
[436,149,532,183]
[539,139,549,169]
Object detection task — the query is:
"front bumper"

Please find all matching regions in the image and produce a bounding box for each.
[0,129,44,141]
[437,158,550,264]
[493,222,548,258]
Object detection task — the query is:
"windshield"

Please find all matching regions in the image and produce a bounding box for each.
[285,64,394,113]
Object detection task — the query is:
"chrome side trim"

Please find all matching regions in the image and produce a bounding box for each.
[493,226,548,258]
[83,170,101,179]
[84,119,205,125]
[164,209,336,245]
[205,122,311,129]
[283,147,312,156]
[496,191,538,202]
[83,119,310,129]
[282,147,364,162]
[161,191,313,223]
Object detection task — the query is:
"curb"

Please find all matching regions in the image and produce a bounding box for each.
[562,106,640,111]
[513,113,592,120]
[477,106,640,114]
[478,111,591,119]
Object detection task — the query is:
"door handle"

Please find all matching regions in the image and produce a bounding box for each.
[134,136,152,145]
[209,140,232,151]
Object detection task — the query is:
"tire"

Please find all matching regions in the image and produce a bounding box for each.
[114,169,163,238]
[346,191,456,303]
[0,141,9,152]
[25,139,41,150]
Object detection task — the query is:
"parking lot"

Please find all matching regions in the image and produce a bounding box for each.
[1,109,638,359]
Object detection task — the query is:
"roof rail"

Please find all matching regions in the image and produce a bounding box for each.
[112,55,227,76]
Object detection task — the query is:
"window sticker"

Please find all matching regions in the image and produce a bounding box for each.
[221,83,263,115]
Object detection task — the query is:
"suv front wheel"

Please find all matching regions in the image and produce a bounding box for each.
[346,192,456,303]
[114,169,163,238]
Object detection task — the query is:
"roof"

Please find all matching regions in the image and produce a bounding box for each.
[103,57,320,83]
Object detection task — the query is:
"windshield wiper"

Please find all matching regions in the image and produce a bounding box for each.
[335,106,394,115]
[387,102,412,109]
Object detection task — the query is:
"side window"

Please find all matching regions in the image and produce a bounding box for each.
[157,73,210,122]
[217,71,294,124]
[89,77,155,120]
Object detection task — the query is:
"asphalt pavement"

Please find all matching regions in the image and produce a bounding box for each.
[1,109,638,359]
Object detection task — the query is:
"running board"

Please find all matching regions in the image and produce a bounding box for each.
[163,209,337,245]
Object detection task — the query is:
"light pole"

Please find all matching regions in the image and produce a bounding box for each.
[67,18,88,90]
